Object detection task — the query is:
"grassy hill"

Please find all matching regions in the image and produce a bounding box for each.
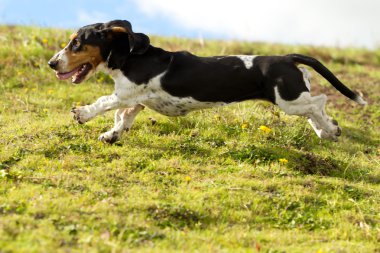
[0,25,379,253]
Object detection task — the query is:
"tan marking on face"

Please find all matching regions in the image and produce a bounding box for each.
[70,33,78,40]
[111,27,128,33]
[64,45,103,71]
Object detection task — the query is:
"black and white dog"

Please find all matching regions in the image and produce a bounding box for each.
[48,20,366,143]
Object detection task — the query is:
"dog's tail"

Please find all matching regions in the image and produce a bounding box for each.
[287,53,367,105]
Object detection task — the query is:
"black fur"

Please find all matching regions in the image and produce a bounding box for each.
[287,54,361,101]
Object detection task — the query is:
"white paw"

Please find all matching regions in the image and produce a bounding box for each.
[326,120,341,139]
[319,130,339,141]
[98,130,120,144]
[308,118,341,141]
[71,106,93,124]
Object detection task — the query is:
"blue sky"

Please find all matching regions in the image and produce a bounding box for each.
[1,0,379,49]
[0,0,196,37]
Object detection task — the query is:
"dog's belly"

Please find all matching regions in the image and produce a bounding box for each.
[142,96,226,116]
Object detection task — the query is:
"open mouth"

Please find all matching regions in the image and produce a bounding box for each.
[56,63,92,84]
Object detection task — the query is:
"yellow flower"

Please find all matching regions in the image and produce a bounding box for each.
[60,42,66,49]
[47,89,54,94]
[43,108,48,113]
[185,176,191,182]
[214,115,221,120]
[241,122,249,129]
[279,158,288,164]
[42,38,48,44]
[76,101,82,106]
[259,125,272,134]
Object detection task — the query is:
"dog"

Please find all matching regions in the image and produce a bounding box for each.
[48,20,367,143]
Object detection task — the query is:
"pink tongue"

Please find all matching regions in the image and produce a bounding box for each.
[56,66,81,80]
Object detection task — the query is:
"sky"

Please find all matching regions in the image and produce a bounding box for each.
[0,0,379,49]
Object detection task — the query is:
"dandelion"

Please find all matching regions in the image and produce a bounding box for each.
[241,122,249,129]
[214,115,221,120]
[185,176,191,182]
[60,43,66,49]
[259,125,272,134]
[97,76,105,83]
[47,89,54,94]
[279,158,288,164]
[76,101,82,106]
[42,38,48,44]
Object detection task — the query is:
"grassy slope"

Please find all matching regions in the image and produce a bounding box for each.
[0,25,379,253]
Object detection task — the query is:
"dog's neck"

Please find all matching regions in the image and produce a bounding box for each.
[105,45,173,85]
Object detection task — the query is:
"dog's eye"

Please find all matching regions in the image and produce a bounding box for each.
[72,39,81,50]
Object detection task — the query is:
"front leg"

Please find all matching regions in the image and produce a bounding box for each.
[98,104,145,143]
[71,94,124,124]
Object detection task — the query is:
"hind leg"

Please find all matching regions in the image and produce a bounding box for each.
[306,94,341,140]
[298,68,341,139]
[99,104,144,143]
[275,86,341,141]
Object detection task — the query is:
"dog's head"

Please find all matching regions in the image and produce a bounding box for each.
[48,20,150,84]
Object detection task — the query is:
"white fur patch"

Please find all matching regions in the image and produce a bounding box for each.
[274,87,312,116]
[355,95,367,105]
[235,55,257,69]
[51,49,68,69]
[299,67,311,91]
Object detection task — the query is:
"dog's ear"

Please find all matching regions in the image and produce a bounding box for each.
[103,20,150,55]
[102,29,130,69]
[107,28,150,55]
[101,21,150,69]
[129,32,150,55]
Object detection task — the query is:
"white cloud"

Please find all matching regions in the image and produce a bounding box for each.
[132,0,380,48]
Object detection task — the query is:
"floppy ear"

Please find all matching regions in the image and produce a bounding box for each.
[101,21,151,69]
[102,28,130,69]
[106,26,150,55]
[129,32,150,55]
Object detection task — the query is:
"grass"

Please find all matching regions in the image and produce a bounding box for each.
[0,25,379,253]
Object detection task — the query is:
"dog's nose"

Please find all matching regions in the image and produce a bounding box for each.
[48,60,59,70]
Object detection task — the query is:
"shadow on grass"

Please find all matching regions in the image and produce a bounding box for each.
[146,203,212,229]
[0,148,29,170]
[343,126,379,148]
[226,144,379,184]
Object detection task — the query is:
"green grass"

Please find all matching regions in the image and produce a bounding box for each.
[0,25,379,253]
